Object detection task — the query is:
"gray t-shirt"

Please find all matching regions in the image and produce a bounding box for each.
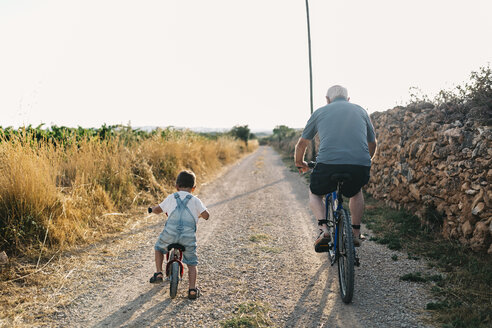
[301,98,376,166]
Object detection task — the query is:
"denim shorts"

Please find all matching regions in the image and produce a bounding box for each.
[154,226,198,266]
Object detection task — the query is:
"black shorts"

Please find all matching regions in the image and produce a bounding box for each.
[310,163,371,198]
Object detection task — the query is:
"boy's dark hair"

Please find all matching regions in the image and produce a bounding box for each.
[176,170,196,188]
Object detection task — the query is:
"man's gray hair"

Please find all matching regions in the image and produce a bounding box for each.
[326,85,348,101]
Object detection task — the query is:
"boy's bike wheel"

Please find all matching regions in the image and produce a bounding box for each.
[337,208,355,303]
[169,261,180,299]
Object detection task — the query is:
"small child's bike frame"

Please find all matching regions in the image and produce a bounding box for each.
[165,243,185,299]
[307,161,360,303]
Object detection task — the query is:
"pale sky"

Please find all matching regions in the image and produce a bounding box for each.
[1,0,491,131]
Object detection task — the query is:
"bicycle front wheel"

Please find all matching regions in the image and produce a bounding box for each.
[337,208,355,303]
[169,261,180,299]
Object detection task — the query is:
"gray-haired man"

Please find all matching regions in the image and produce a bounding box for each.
[295,85,377,250]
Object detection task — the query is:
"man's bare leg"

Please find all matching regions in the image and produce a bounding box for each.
[349,190,364,237]
[309,191,328,235]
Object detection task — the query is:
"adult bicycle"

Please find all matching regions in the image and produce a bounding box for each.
[307,161,360,303]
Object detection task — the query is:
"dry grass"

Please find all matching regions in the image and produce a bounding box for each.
[0,132,256,256]
[220,301,274,328]
[0,131,258,326]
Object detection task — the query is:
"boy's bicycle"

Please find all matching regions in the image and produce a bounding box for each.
[307,161,360,303]
[165,243,185,298]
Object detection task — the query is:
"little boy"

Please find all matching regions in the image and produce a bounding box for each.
[148,170,209,300]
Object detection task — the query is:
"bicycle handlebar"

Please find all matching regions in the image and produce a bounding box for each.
[296,161,316,172]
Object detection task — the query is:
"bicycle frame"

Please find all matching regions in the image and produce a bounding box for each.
[325,186,344,264]
[325,183,360,269]
[165,248,185,278]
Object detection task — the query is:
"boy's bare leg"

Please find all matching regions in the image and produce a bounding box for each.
[188,265,197,289]
[188,265,197,297]
[155,250,164,275]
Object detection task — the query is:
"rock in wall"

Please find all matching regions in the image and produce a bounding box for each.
[367,102,491,253]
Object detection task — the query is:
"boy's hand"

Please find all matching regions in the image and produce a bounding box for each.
[148,206,163,215]
[200,210,210,220]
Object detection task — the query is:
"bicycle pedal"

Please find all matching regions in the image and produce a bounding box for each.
[315,244,331,253]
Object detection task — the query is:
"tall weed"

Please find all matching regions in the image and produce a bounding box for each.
[0,131,256,255]
[0,136,62,253]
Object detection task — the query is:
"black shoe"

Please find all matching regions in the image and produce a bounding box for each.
[314,231,331,253]
[353,233,366,247]
[150,272,163,283]
[188,287,200,300]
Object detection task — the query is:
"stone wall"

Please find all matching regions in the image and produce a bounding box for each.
[366,102,491,253]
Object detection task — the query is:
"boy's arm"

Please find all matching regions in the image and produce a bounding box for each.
[149,205,163,214]
[199,210,210,220]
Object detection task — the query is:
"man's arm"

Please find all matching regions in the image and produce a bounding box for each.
[294,137,310,173]
[368,140,377,159]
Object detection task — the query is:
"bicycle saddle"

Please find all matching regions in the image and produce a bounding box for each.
[167,243,186,251]
[330,173,352,182]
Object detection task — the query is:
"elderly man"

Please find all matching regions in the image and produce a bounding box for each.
[295,85,377,251]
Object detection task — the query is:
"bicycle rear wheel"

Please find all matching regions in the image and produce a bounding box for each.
[169,261,180,299]
[337,208,355,303]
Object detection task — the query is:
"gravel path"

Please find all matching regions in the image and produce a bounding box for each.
[53,146,437,327]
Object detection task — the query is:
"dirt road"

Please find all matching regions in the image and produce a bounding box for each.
[55,146,435,327]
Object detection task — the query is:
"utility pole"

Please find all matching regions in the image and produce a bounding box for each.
[305,0,316,161]
[305,0,313,116]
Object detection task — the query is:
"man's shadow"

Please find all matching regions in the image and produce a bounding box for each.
[285,262,334,328]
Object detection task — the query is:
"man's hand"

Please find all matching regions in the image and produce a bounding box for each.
[296,161,310,174]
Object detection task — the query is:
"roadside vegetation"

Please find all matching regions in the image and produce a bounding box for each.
[364,194,491,328]
[0,124,257,258]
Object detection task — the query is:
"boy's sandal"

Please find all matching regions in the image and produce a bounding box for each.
[188,288,200,300]
[150,272,163,283]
